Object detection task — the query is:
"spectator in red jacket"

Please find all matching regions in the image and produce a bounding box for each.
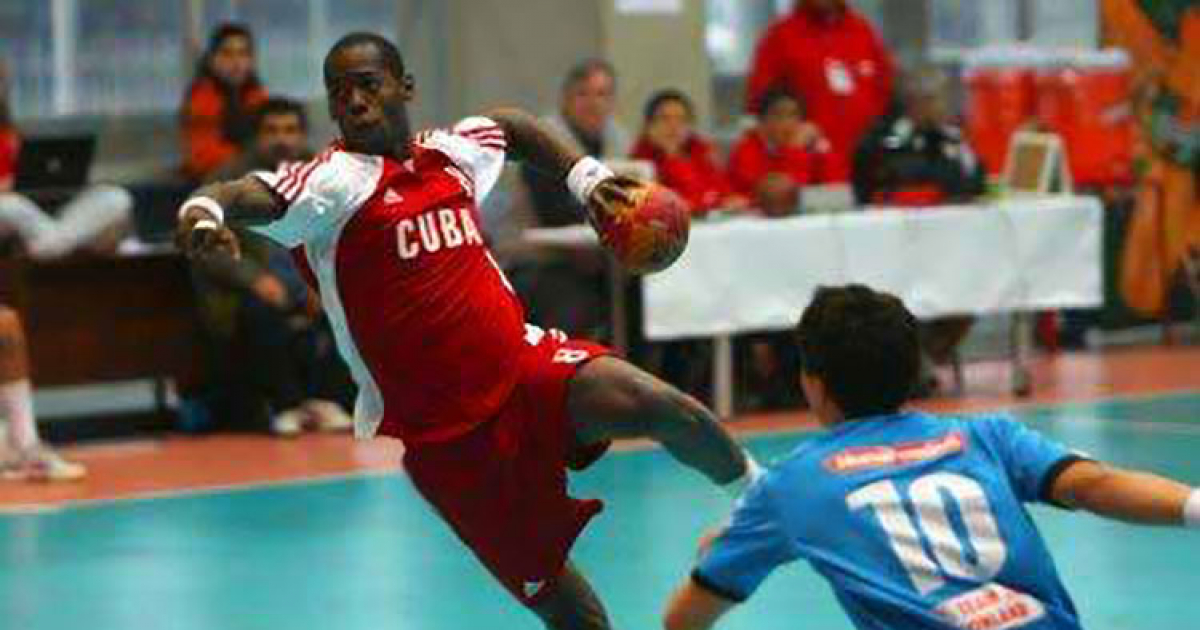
[728,87,844,216]
[631,90,748,216]
[746,0,894,176]
[180,23,269,183]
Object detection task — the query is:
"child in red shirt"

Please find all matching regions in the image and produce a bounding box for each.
[727,87,847,216]
[631,90,747,216]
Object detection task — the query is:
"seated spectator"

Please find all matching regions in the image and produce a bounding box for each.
[522,58,632,228]
[852,66,986,206]
[728,87,843,217]
[180,23,268,184]
[0,62,132,259]
[514,59,632,340]
[190,98,354,437]
[0,306,84,481]
[852,66,986,393]
[747,0,894,176]
[631,89,748,216]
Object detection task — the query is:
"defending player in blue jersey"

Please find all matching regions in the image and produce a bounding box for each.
[663,285,1200,630]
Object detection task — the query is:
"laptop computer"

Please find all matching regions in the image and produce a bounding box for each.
[14,135,97,210]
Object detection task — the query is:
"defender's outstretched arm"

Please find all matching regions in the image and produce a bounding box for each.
[1052,460,1199,526]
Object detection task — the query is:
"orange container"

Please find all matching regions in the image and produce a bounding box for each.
[963,48,1044,176]
[1035,50,1134,187]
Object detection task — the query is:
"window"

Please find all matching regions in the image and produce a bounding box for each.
[75,1,186,116]
[0,2,55,118]
[1029,0,1097,47]
[929,0,1019,59]
[202,0,399,101]
[0,0,400,119]
[930,0,1099,58]
[706,0,775,77]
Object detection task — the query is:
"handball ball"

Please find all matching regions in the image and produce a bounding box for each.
[592,181,690,275]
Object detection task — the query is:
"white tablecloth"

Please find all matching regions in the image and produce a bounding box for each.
[643,196,1103,340]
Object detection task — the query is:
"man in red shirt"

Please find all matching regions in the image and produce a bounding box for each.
[631,89,747,216]
[728,87,842,216]
[177,33,757,630]
[746,0,894,175]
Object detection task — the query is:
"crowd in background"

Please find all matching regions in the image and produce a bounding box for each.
[0,0,1194,482]
[501,0,986,409]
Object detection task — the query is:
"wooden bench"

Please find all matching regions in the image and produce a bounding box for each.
[0,252,203,414]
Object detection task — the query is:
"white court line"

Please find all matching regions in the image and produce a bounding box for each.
[2,389,1198,515]
[0,468,398,516]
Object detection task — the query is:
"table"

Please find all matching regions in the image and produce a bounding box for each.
[0,251,202,415]
[525,196,1104,416]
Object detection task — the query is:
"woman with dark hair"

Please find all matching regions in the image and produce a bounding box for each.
[180,23,268,182]
[631,89,747,216]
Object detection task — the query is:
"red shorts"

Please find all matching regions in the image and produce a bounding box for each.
[402,331,611,606]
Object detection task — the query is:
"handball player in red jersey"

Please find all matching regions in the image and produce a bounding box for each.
[176,33,759,629]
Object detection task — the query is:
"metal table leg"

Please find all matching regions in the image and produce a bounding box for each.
[609,262,628,356]
[713,335,735,419]
[1010,312,1033,397]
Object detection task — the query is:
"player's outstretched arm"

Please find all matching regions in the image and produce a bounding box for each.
[663,581,736,630]
[175,176,283,259]
[485,107,583,181]
[1051,459,1200,527]
[484,107,638,220]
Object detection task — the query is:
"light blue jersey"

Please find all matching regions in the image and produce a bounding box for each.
[696,412,1087,630]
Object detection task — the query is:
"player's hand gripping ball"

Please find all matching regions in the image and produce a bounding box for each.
[586,176,690,275]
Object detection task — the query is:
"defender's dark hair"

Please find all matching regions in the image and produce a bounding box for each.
[253,97,308,132]
[643,88,694,122]
[794,284,920,419]
[755,84,804,118]
[324,32,407,82]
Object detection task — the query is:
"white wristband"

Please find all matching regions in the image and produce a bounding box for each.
[179,196,226,225]
[721,454,765,498]
[566,157,615,204]
[1184,489,1200,528]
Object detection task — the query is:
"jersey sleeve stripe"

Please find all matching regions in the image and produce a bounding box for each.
[463,135,506,145]
[460,128,505,142]
[461,128,503,138]
[459,124,502,135]
[276,160,312,200]
[279,159,320,201]
[277,148,337,202]
[273,161,301,192]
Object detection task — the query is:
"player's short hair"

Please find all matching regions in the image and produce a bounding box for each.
[253,97,308,132]
[643,88,694,122]
[794,285,920,419]
[324,32,407,82]
[755,84,804,119]
[562,58,617,94]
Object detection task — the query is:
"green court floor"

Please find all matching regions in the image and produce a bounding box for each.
[3,394,1199,630]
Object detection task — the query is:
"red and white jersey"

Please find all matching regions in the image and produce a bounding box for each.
[250,117,529,444]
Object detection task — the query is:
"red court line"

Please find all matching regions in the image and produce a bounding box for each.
[1,346,1197,509]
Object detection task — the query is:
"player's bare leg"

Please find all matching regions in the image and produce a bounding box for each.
[529,562,612,630]
[0,307,85,481]
[568,356,749,487]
